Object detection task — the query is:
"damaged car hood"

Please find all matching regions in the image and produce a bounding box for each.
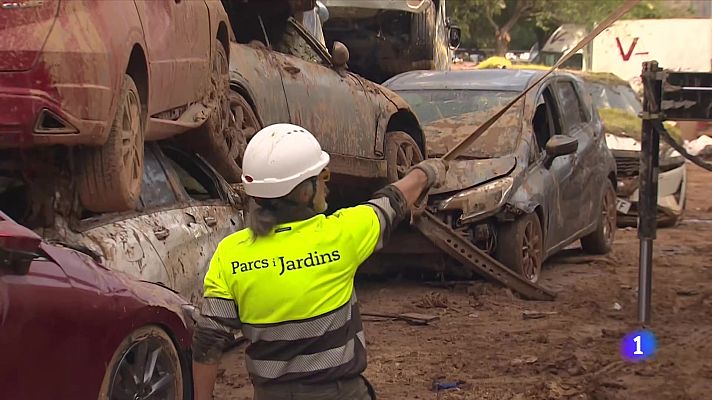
[431,155,517,195]
[322,0,430,13]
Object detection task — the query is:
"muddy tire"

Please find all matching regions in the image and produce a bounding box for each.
[186,40,258,183]
[496,212,544,283]
[78,74,144,213]
[98,326,184,400]
[385,131,423,183]
[581,181,617,254]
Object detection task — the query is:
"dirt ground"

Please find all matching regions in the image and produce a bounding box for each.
[214,165,712,400]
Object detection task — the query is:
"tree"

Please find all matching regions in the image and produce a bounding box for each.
[447,0,692,56]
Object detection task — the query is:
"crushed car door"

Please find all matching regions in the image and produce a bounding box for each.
[134,0,211,119]
[271,18,379,159]
[533,85,575,250]
[143,147,242,304]
[554,78,598,235]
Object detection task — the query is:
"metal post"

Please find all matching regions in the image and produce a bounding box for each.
[638,61,662,325]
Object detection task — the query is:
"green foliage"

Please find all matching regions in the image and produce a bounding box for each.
[447,0,693,53]
[599,107,682,143]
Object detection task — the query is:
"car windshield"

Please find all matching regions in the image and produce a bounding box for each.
[588,82,642,114]
[396,89,523,158]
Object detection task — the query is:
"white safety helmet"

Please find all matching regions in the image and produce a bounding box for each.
[241,123,330,198]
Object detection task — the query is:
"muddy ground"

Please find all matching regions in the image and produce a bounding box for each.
[214,165,712,400]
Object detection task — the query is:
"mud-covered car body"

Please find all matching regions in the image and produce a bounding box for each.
[1,145,243,303]
[0,0,230,149]
[0,211,194,399]
[0,0,234,214]
[384,69,617,268]
[321,0,458,83]
[581,74,687,225]
[222,3,426,196]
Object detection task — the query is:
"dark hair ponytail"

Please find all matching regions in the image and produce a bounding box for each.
[246,199,279,238]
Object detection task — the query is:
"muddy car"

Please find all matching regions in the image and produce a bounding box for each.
[384,69,617,282]
[221,1,428,201]
[321,0,461,83]
[0,210,195,399]
[0,0,234,213]
[580,73,688,226]
[0,145,243,302]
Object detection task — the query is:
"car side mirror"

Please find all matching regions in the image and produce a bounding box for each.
[331,41,349,71]
[0,221,42,275]
[544,135,578,167]
[449,25,461,49]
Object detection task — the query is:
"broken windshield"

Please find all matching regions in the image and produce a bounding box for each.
[396,89,523,158]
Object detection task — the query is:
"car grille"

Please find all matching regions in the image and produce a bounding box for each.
[615,156,639,177]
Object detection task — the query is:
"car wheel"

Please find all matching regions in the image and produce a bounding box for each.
[78,74,144,213]
[186,40,258,183]
[98,326,184,400]
[496,212,544,283]
[385,131,423,183]
[581,181,617,254]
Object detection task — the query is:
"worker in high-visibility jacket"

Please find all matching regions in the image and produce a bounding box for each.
[191,123,448,400]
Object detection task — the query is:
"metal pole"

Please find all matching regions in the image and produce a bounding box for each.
[638,61,662,325]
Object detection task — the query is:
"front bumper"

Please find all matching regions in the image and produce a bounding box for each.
[616,162,687,221]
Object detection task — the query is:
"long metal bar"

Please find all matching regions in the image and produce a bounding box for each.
[442,0,640,162]
[413,211,556,301]
[638,61,662,325]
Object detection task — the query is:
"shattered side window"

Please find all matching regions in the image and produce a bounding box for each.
[139,146,177,210]
[556,81,587,129]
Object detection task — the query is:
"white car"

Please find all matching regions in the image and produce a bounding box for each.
[582,73,687,226]
[0,144,244,303]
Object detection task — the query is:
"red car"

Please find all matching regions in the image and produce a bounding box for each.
[0,0,233,214]
[0,210,196,400]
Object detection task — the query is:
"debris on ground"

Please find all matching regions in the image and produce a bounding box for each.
[522,310,559,319]
[361,312,440,325]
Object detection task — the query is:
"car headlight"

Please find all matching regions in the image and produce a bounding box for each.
[437,177,514,222]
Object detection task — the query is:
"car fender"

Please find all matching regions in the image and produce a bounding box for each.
[370,82,427,156]
[229,72,265,127]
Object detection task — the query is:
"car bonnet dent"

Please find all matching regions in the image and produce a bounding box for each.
[42,205,242,303]
[431,156,516,195]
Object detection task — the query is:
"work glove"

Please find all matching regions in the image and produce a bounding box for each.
[411,158,449,189]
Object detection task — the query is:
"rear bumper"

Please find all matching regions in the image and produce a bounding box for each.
[0,90,108,149]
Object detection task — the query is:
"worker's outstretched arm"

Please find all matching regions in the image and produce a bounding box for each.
[362,158,448,252]
[392,158,448,207]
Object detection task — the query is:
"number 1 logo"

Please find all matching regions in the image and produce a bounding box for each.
[633,335,643,355]
[621,330,656,361]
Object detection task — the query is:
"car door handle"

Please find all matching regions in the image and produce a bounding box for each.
[153,227,170,241]
[204,216,217,227]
